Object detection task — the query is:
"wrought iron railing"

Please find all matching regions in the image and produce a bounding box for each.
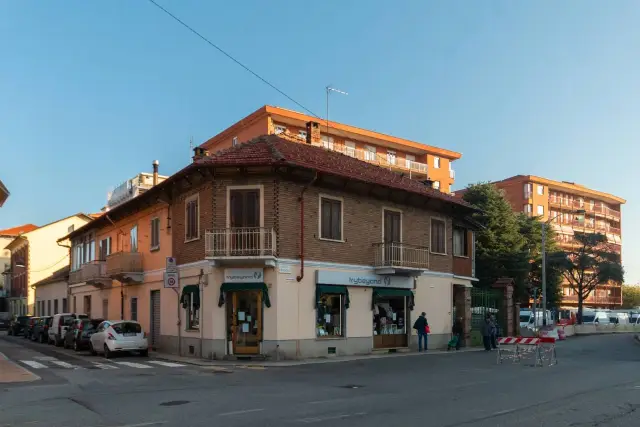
[205,227,277,257]
[373,242,429,269]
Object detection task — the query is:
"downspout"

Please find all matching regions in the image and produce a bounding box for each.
[296,172,318,282]
[198,268,204,359]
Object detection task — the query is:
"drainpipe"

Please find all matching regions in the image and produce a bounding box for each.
[198,268,204,359]
[296,172,318,282]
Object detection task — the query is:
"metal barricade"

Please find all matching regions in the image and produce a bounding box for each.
[496,337,557,367]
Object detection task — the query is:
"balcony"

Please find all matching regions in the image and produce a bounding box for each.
[106,252,143,284]
[70,261,111,287]
[561,294,622,306]
[449,169,455,179]
[373,242,429,276]
[277,132,429,177]
[205,227,277,266]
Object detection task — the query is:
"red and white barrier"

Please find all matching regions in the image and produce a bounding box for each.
[497,336,557,367]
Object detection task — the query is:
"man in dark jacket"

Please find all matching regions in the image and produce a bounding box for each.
[452,317,464,350]
[481,316,492,351]
[413,312,428,352]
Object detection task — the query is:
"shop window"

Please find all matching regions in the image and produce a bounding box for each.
[316,291,347,338]
[319,196,343,241]
[430,218,446,254]
[373,291,411,349]
[453,228,468,257]
[182,287,200,330]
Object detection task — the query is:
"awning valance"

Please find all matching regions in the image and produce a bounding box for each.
[372,288,414,310]
[181,284,200,309]
[217,282,271,308]
[316,285,350,309]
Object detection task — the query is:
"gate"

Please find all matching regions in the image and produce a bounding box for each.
[150,290,161,350]
[470,288,505,346]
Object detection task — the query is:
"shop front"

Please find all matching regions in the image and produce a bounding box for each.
[217,268,271,356]
[315,270,414,351]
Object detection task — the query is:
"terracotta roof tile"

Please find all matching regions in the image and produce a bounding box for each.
[196,135,473,209]
[0,224,38,236]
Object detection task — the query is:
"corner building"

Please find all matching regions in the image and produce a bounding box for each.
[157,134,478,359]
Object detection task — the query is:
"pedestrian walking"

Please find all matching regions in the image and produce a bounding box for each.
[481,315,493,351]
[413,311,429,352]
[449,317,463,351]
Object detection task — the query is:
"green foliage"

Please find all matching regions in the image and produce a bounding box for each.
[549,232,624,322]
[622,285,640,309]
[462,183,561,305]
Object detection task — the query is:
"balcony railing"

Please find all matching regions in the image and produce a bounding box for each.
[548,197,621,220]
[373,242,429,270]
[106,252,143,276]
[205,227,277,258]
[277,132,429,176]
[561,295,622,305]
[69,261,108,284]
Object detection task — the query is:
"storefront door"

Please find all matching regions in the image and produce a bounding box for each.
[226,291,262,355]
[373,294,409,349]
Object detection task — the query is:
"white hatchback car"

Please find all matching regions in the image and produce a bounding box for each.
[89,320,149,358]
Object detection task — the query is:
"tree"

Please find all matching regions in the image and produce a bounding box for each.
[621,285,640,309]
[462,183,530,301]
[550,232,624,323]
[516,214,563,309]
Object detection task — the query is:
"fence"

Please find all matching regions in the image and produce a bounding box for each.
[470,288,505,346]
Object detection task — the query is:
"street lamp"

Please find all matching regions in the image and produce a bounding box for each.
[541,208,585,325]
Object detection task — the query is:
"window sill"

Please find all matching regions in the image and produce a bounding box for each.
[315,337,346,341]
[453,255,469,259]
[185,328,200,332]
[430,251,448,256]
[319,237,345,243]
[184,237,200,244]
[150,246,160,253]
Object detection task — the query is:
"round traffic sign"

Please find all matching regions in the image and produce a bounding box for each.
[167,277,176,286]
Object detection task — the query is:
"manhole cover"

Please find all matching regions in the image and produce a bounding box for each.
[160,400,190,407]
[340,385,363,389]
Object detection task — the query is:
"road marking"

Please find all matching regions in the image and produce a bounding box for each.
[308,399,343,405]
[147,360,187,368]
[92,362,119,370]
[20,361,48,369]
[34,356,56,361]
[113,361,153,369]
[50,360,78,369]
[296,412,367,423]
[87,422,167,427]
[218,408,265,416]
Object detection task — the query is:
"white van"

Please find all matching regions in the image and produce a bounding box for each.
[49,313,88,346]
[580,310,610,325]
[520,309,552,330]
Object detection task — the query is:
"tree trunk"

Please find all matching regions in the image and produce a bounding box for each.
[577,286,583,325]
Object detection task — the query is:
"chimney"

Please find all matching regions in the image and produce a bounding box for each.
[192,147,210,162]
[305,121,321,145]
[152,160,159,186]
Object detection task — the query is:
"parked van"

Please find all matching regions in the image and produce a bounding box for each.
[519,309,552,330]
[609,311,630,325]
[580,310,610,325]
[49,313,88,346]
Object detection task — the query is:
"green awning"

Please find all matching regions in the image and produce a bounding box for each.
[181,284,200,309]
[217,282,271,308]
[316,285,350,309]
[372,288,414,310]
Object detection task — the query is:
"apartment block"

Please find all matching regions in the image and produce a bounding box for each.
[200,106,461,193]
[465,175,624,309]
[122,134,479,359]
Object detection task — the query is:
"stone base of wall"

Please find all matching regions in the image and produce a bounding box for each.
[410,333,449,350]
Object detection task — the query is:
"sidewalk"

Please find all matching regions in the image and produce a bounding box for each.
[0,352,40,384]
[151,346,485,369]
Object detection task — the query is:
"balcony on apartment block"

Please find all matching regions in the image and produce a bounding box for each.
[548,197,621,220]
[561,294,622,306]
[69,261,111,288]
[205,227,277,266]
[373,242,429,276]
[106,251,143,284]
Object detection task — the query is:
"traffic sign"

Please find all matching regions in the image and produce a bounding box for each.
[164,271,179,289]
[166,257,177,274]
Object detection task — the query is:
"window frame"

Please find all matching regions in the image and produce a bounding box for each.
[150,217,161,251]
[185,292,200,331]
[537,205,544,216]
[99,237,112,261]
[537,185,544,195]
[430,217,447,255]
[453,227,469,258]
[433,156,441,169]
[318,194,344,242]
[130,297,138,321]
[433,181,441,190]
[316,292,346,339]
[274,125,286,134]
[130,225,138,253]
[185,193,200,243]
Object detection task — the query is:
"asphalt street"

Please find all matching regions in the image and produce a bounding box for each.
[1,331,640,427]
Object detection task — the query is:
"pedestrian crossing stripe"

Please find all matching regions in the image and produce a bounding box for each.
[18,359,187,370]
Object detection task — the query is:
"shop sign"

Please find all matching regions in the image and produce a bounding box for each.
[316,270,413,289]
[224,268,264,283]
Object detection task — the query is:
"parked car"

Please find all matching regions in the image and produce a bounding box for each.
[63,318,103,351]
[0,312,11,330]
[23,317,40,339]
[7,315,32,336]
[89,320,148,358]
[49,313,89,346]
[31,317,52,343]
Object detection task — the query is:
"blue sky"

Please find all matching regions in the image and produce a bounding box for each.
[1,1,638,282]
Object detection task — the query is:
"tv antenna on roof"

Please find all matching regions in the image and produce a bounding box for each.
[326,86,348,135]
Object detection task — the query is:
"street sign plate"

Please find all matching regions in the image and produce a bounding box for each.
[164,272,179,289]
[166,257,177,273]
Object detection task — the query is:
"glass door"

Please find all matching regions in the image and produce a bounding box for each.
[228,291,262,355]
